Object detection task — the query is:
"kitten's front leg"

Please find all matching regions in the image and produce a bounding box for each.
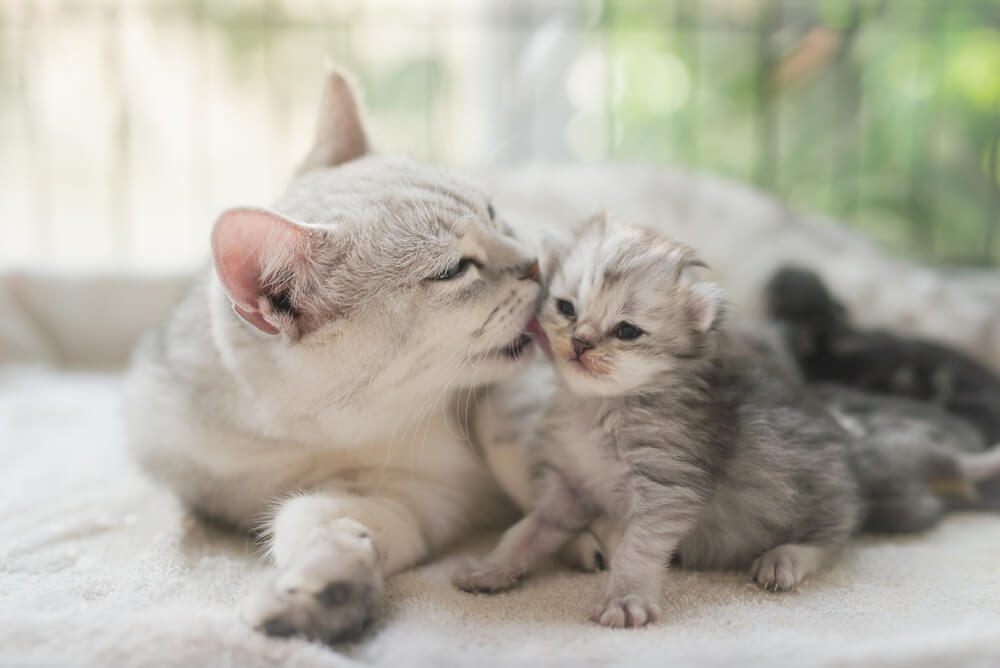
[240,491,428,643]
[591,508,695,629]
[453,470,596,593]
[558,514,622,572]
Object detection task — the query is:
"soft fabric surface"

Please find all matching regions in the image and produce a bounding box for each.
[4,165,1000,666]
[2,366,999,668]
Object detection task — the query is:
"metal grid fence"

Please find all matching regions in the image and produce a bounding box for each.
[1,0,998,270]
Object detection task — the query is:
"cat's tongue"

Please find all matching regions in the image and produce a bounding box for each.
[526,319,553,360]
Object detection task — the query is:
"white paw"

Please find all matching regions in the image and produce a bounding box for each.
[590,593,661,628]
[751,546,806,592]
[558,530,607,572]
[240,522,382,643]
[452,559,524,593]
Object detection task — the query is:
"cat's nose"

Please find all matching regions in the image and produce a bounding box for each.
[571,337,594,358]
[520,259,540,283]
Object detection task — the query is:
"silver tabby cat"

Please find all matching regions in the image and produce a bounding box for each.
[124,67,544,642]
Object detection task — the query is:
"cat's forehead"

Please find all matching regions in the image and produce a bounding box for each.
[275,155,489,234]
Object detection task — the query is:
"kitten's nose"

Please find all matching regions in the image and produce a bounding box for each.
[520,259,540,283]
[572,337,594,358]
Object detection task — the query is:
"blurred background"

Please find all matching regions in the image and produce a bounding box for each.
[1,0,998,272]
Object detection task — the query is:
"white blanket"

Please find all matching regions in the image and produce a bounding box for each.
[2,365,999,668]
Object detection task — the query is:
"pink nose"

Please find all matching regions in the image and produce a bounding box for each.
[572,337,593,358]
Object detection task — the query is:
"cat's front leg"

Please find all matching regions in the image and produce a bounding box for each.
[453,469,596,593]
[240,491,428,643]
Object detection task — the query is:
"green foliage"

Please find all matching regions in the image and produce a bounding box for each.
[601,0,1000,267]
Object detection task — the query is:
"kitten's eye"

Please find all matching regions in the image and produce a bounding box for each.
[556,299,575,318]
[428,258,474,281]
[614,322,644,340]
[487,203,496,221]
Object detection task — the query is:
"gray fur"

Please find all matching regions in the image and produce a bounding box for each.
[455,214,862,627]
[815,385,1000,530]
[727,318,1000,529]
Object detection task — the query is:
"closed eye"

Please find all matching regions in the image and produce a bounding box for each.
[427,258,476,281]
[556,299,575,318]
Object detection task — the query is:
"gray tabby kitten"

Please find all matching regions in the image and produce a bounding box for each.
[730,321,1000,528]
[455,213,862,627]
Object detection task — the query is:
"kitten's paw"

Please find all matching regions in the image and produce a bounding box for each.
[750,544,818,592]
[452,560,524,593]
[240,521,383,644]
[558,531,607,572]
[590,594,661,628]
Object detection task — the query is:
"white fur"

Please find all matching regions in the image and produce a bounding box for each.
[125,68,540,641]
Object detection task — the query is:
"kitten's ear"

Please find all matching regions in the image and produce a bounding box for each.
[685,281,726,335]
[574,211,610,240]
[296,64,370,175]
[540,230,574,278]
[211,207,329,338]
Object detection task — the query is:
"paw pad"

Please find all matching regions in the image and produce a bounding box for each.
[317,582,352,607]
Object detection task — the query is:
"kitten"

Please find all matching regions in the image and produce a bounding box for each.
[815,385,1000,526]
[696,315,1000,531]
[454,213,863,627]
[765,266,1000,443]
[125,67,542,643]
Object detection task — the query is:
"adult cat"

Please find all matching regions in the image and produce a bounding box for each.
[124,67,546,642]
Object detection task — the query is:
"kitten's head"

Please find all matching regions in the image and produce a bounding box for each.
[209,66,541,405]
[538,213,725,396]
[764,266,848,360]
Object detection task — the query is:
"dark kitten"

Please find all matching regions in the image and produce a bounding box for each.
[816,384,1000,527]
[729,316,1000,530]
[765,266,1000,443]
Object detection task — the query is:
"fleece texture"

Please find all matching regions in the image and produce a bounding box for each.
[1,366,998,668]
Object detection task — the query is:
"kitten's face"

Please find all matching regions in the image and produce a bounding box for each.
[538,215,722,396]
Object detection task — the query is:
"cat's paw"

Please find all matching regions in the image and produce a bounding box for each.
[452,559,524,593]
[558,531,607,572]
[240,523,383,644]
[750,544,809,592]
[590,593,661,628]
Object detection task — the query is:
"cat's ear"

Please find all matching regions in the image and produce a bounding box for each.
[211,207,330,338]
[685,281,726,335]
[296,64,371,175]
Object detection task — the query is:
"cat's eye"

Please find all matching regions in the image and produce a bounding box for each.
[487,203,496,221]
[429,258,474,281]
[614,322,644,340]
[556,299,575,318]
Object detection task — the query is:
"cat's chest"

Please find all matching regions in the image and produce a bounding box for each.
[234,395,486,488]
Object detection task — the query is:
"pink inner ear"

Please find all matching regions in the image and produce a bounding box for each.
[211,207,305,335]
[233,302,280,335]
